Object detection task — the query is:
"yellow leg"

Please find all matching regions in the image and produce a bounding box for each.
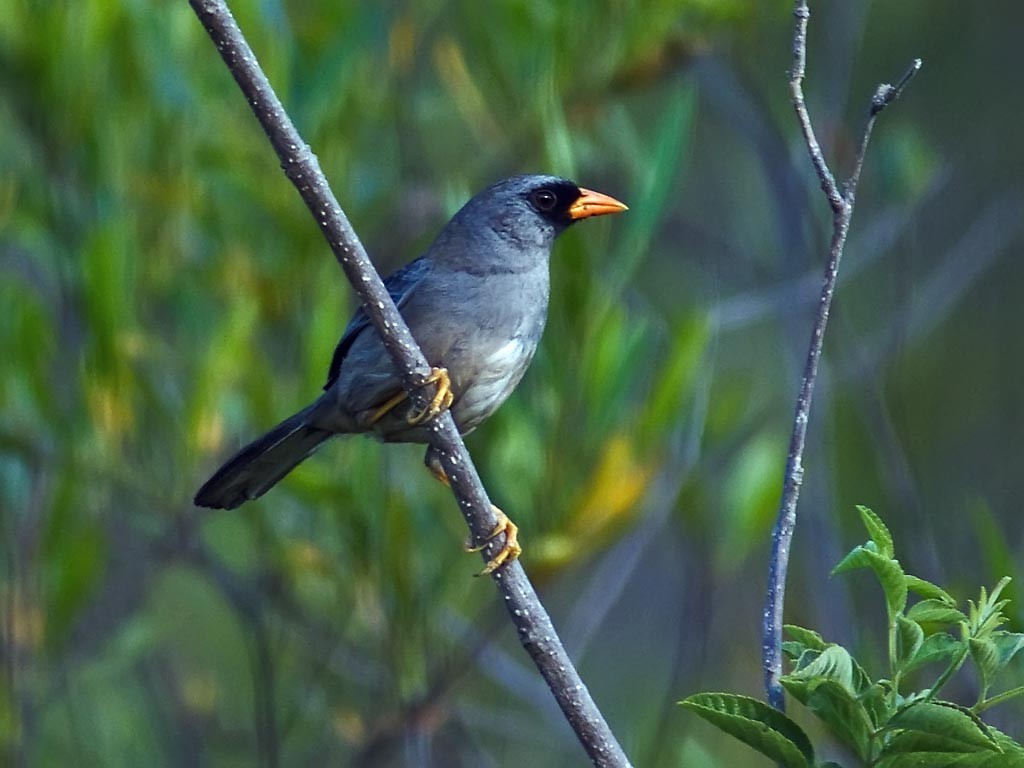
[427,457,450,486]
[427,459,521,575]
[465,507,521,576]
[369,389,409,425]
[367,367,453,426]
[406,367,454,425]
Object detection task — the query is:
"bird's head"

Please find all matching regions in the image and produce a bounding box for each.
[437,175,627,266]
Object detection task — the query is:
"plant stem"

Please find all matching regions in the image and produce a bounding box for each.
[923,643,970,704]
[763,0,920,710]
[975,685,1024,714]
[889,618,901,706]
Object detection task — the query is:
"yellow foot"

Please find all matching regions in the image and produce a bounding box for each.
[406,367,454,425]
[424,450,520,575]
[465,506,522,576]
[368,367,454,426]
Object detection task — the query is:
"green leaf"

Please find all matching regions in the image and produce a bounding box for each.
[783,641,809,660]
[970,637,1000,695]
[679,693,813,768]
[904,633,964,675]
[861,681,893,728]
[877,726,1024,768]
[788,648,823,674]
[990,631,1024,672]
[877,750,1024,768]
[785,624,828,652]
[888,701,1000,752]
[784,645,869,693]
[906,575,957,606]
[783,625,830,662]
[990,727,1024,756]
[970,632,1024,695]
[882,729,995,755]
[782,646,877,758]
[969,579,1013,638]
[896,615,925,671]
[780,676,874,760]
[833,545,908,619]
[907,599,969,627]
[857,505,895,559]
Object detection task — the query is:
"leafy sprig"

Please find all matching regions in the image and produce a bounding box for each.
[682,507,1024,767]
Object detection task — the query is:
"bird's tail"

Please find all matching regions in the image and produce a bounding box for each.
[194,403,334,510]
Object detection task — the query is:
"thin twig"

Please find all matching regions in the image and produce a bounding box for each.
[763,0,920,711]
[788,1,843,213]
[847,58,923,203]
[185,2,630,765]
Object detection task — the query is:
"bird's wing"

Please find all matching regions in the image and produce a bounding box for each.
[323,256,433,390]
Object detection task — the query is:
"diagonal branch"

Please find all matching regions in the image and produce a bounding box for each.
[763,0,921,711]
[186,2,631,765]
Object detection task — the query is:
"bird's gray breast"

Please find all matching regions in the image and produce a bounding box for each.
[427,260,550,433]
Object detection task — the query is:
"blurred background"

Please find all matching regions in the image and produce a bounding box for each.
[2,0,1023,765]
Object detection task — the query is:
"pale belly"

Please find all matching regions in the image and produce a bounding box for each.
[452,337,537,433]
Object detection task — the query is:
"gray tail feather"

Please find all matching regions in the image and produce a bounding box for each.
[194,404,333,510]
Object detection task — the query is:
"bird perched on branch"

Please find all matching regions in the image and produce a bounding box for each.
[194,174,627,572]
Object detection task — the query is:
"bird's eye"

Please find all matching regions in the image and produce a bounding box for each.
[531,189,558,212]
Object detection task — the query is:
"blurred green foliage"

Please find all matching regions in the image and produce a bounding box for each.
[2,0,1023,765]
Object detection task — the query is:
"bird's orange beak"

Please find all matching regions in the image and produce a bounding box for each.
[568,188,629,220]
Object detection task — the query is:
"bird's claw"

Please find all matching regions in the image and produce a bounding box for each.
[424,450,520,575]
[465,506,521,576]
[406,367,454,425]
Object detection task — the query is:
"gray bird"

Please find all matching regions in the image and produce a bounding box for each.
[194,174,627,571]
